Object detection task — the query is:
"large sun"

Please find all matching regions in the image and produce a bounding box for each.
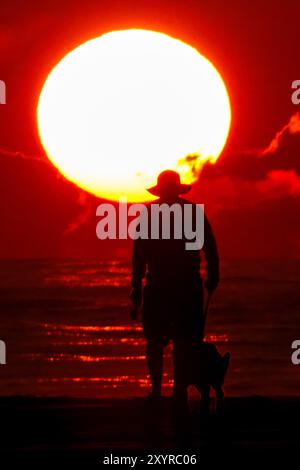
[37,29,231,202]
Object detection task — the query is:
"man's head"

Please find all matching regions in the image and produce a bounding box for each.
[147,170,191,199]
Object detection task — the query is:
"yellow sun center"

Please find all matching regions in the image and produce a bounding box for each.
[37,29,231,202]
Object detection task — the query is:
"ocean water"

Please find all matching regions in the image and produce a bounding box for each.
[0,259,299,398]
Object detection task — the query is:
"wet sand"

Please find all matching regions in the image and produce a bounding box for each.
[0,395,299,466]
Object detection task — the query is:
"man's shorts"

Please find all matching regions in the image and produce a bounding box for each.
[142,282,204,345]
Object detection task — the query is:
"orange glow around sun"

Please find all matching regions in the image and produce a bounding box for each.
[37,29,231,202]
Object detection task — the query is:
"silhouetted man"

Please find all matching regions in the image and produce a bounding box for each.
[130,170,219,410]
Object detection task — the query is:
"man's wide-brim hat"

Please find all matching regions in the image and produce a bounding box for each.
[147,170,191,196]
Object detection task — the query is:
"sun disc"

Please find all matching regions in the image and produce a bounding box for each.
[37,29,231,201]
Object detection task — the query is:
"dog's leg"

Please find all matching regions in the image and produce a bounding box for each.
[215,387,224,416]
[200,385,211,417]
[214,352,230,416]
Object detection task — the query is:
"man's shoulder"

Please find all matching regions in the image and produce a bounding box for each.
[144,198,201,212]
[179,197,197,207]
[147,197,198,206]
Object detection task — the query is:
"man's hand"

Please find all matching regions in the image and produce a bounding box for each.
[130,286,142,305]
[130,305,140,321]
[204,279,218,294]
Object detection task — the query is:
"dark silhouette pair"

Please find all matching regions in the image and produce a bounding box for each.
[130,170,229,414]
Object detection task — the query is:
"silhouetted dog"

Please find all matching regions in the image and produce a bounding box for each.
[186,342,230,415]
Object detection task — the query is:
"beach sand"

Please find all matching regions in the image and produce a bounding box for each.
[0,395,299,466]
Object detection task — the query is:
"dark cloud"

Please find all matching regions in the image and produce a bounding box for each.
[261,112,300,155]
[188,114,300,258]
[0,148,128,259]
[202,113,300,182]
[0,149,84,257]
[64,192,94,235]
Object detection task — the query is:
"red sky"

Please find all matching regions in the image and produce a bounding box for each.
[0,0,299,259]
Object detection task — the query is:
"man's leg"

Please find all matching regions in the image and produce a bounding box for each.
[146,340,164,397]
[172,339,189,405]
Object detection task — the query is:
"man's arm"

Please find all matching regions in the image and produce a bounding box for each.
[131,236,146,288]
[130,236,147,316]
[202,214,219,293]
